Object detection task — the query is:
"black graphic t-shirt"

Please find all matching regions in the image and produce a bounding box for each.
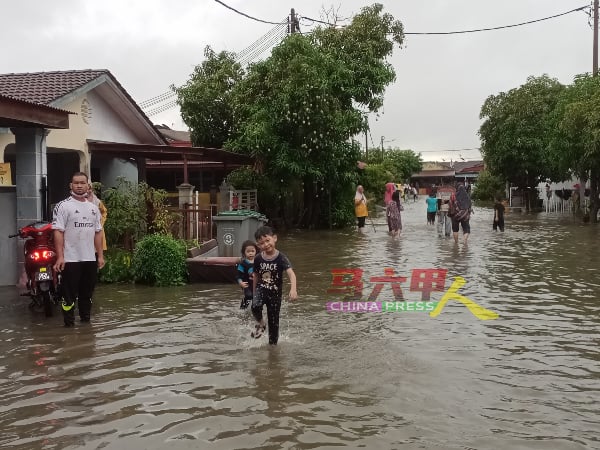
[253,251,292,297]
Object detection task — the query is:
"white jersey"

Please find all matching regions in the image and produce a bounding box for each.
[52,196,102,262]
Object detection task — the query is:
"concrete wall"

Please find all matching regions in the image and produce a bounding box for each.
[0,187,18,286]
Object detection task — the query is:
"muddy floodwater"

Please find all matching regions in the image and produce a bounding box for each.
[1,200,599,449]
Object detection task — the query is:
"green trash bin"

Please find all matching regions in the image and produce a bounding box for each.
[212,210,268,257]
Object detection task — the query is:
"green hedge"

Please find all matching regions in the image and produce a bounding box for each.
[132,234,188,286]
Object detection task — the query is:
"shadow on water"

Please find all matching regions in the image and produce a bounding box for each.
[1,202,600,449]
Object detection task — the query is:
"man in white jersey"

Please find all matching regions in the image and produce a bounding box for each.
[52,172,105,327]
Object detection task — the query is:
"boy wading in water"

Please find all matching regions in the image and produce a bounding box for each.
[251,226,298,344]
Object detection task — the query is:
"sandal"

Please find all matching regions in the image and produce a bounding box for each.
[251,324,266,339]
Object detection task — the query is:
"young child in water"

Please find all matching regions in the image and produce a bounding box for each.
[236,240,259,309]
[251,226,298,344]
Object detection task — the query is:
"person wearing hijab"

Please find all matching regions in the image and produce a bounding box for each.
[354,185,368,231]
[386,189,403,238]
[450,184,473,244]
[384,182,396,234]
[87,183,108,251]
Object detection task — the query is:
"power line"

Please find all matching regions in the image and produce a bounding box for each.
[237,29,287,66]
[143,4,589,116]
[142,23,288,114]
[139,91,176,109]
[299,5,589,35]
[235,23,287,60]
[405,5,589,35]
[213,0,286,25]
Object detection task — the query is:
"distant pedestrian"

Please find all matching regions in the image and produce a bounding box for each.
[493,197,505,232]
[354,185,368,232]
[426,191,438,225]
[449,184,473,245]
[384,182,396,233]
[386,190,403,238]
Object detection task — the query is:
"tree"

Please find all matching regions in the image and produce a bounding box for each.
[383,149,422,183]
[470,170,505,202]
[547,73,600,222]
[174,46,244,147]
[479,75,565,210]
[227,4,404,228]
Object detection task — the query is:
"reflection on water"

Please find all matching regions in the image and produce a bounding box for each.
[1,202,599,449]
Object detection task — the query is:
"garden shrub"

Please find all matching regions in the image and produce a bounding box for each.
[132,234,188,286]
[99,248,134,283]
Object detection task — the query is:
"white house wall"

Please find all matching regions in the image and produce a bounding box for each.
[86,91,141,144]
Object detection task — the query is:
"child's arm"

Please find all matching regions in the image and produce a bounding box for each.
[236,261,248,288]
[286,267,298,301]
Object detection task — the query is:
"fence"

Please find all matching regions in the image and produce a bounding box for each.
[171,204,217,242]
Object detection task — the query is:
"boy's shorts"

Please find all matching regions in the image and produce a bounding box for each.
[252,290,281,309]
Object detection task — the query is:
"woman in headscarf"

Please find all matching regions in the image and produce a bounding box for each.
[386,189,403,238]
[384,182,396,234]
[354,185,368,232]
[450,184,472,244]
[87,183,108,251]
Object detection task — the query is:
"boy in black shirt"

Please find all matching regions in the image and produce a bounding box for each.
[251,226,298,344]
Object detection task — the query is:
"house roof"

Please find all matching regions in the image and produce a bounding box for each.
[0,94,73,129]
[87,140,253,167]
[156,124,191,143]
[0,69,166,144]
[453,160,484,173]
[412,170,456,178]
[0,70,109,104]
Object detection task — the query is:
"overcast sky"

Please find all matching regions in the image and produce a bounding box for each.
[1,1,593,161]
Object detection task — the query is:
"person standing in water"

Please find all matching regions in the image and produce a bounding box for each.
[386,190,403,238]
[449,184,473,245]
[426,190,438,225]
[52,172,105,327]
[354,185,368,232]
[493,197,505,232]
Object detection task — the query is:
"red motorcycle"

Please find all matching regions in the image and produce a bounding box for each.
[9,221,61,317]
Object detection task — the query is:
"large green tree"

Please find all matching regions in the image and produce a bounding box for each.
[176,4,403,228]
[174,46,244,147]
[547,73,600,222]
[479,75,565,209]
[227,4,404,228]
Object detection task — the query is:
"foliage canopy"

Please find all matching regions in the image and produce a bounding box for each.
[176,3,405,228]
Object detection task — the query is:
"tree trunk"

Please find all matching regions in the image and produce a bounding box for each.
[301,178,321,229]
[589,169,600,223]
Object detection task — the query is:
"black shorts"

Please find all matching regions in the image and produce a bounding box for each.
[452,219,470,234]
[357,216,366,228]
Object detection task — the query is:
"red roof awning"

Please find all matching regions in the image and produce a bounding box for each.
[0,94,72,129]
[87,140,253,165]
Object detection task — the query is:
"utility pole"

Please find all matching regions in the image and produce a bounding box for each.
[595,0,599,75]
[380,136,385,161]
[365,130,369,160]
[289,8,299,34]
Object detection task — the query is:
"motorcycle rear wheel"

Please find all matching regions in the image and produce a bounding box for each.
[42,291,53,317]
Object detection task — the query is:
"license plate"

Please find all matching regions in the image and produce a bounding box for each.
[36,271,51,281]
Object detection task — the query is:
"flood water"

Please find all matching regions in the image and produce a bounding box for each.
[1,200,599,449]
